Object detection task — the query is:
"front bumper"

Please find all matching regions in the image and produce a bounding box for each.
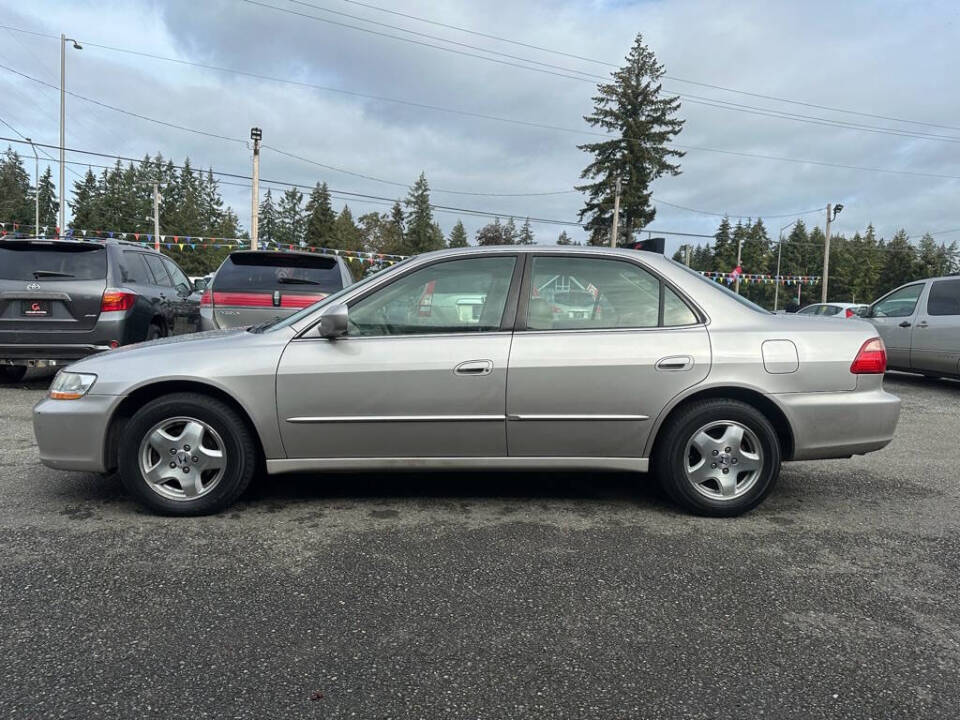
[776,386,901,460]
[33,394,119,472]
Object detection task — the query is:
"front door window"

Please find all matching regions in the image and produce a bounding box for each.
[348,256,517,336]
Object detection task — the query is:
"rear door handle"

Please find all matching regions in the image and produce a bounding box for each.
[917,320,929,328]
[656,355,694,371]
[898,321,912,328]
[454,359,493,376]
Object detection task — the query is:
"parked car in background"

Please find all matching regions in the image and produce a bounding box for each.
[864,274,960,379]
[797,302,868,318]
[34,246,900,518]
[189,274,213,293]
[0,238,200,382]
[200,250,353,330]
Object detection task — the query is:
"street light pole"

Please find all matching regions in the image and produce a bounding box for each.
[25,137,38,238]
[775,219,800,311]
[821,202,843,303]
[59,34,82,237]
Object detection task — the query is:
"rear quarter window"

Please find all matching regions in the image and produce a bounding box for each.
[0,242,107,281]
[214,253,345,293]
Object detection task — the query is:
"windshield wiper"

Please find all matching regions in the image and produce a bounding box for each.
[277,277,321,285]
[247,319,277,334]
[33,270,74,278]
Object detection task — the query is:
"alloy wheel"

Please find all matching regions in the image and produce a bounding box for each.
[137,416,226,501]
[683,420,764,501]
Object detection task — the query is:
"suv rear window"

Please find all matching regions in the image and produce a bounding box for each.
[213,253,344,293]
[0,242,107,281]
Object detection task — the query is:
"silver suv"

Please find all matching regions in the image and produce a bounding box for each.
[864,274,960,379]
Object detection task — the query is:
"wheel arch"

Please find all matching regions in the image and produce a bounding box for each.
[103,379,267,473]
[645,385,795,462]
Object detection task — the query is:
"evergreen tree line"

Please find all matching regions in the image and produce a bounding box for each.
[675,217,959,308]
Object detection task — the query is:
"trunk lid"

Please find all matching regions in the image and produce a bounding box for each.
[0,240,108,333]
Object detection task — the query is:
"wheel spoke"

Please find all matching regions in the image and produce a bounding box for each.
[179,472,202,497]
[690,430,717,456]
[195,445,223,473]
[178,421,206,451]
[143,462,174,487]
[720,424,745,451]
[737,451,762,474]
[686,459,716,487]
[147,427,178,453]
[717,471,738,497]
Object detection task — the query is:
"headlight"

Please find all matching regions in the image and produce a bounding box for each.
[49,371,97,400]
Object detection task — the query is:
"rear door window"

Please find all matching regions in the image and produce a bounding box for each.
[143,254,173,287]
[162,257,191,291]
[0,242,106,280]
[926,280,960,316]
[120,251,153,284]
[213,253,345,293]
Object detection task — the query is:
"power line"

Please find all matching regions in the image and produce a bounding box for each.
[653,198,824,220]
[0,113,82,180]
[2,34,956,186]
[237,2,960,145]
[324,0,960,133]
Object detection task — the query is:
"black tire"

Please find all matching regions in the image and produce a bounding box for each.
[145,321,165,341]
[653,399,781,517]
[118,392,258,515]
[0,365,28,383]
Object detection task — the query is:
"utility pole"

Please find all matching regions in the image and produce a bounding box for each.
[152,183,160,251]
[821,202,844,302]
[775,218,800,311]
[684,244,691,267]
[609,177,621,248]
[26,138,38,238]
[250,127,262,251]
[59,35,82,237]
[734,232,743,294]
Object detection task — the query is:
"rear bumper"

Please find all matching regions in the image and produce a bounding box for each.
[776,386,901,460]
[33,393,119,472]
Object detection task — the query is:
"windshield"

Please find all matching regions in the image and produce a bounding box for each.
[262,259,411,332]
[669,260,771,314]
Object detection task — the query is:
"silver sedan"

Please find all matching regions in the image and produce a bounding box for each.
[33,246,901,517]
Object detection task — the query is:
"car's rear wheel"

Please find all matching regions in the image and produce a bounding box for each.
[653,399,781,517]
[0,365,28,383]
[145,321,165,341]
[118,393,257,515]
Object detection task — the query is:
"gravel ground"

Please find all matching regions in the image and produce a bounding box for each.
[0,369,957,719]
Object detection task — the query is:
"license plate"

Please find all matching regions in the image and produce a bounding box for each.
[22,300,51,317]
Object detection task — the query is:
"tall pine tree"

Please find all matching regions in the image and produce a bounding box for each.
[447,220,469,247]
[404,172,443,254]
[304,182,336,247]
[576,34,684,245]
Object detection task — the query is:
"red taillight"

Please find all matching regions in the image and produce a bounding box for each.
[851,338,887,374]
[212,292,273,307]
[101,289,137,312]
[845,308,855,318]
[200,289,212,307]
[280,293,327,308]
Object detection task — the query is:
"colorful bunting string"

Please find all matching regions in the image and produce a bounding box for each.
[700,271,821,286]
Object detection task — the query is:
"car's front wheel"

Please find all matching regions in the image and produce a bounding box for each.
[653,399,781,517]
[118,393,258,515]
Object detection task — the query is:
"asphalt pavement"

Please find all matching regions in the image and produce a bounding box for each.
[1,369,958,719]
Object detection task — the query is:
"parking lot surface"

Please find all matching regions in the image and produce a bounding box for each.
[1,371,958,719]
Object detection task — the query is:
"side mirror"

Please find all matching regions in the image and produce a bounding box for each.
[317,303,348,339]
[192,279,206,292]
[176,282,191,297]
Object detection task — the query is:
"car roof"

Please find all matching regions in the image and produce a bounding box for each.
[0,237,162,251]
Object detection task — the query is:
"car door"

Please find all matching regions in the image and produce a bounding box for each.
[866,282,925,370]
[275,254,521,459]
[911,278,960,376]
[160,256,201,334]
[142,253,177,332]
[506,254,711,458]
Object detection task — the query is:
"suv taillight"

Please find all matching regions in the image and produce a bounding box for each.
[200,288,212,306]
[101,289,137,312]
[845,308,855,318]
[850,338,887,374]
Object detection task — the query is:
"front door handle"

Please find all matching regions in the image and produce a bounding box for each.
[454,359,493,376]
[656,355,694,371]
[898,321,912,328]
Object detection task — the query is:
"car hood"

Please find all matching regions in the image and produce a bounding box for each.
[68,326,296,396]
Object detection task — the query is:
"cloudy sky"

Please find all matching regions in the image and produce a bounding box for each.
[1,0,957,254]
